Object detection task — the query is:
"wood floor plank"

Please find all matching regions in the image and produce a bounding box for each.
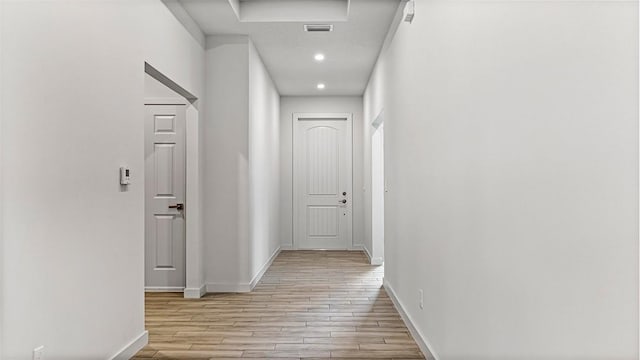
[134,251,425,359]
[152,350,243,358]
[242,350,331,358]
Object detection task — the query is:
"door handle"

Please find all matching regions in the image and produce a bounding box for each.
[169,203,184,211]
[339,199,347,204]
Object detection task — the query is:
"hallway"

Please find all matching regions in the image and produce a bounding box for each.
[133,251,424,359]
[1,1,637,358]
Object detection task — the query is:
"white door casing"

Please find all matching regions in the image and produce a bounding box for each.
[293,113,353,249]
[145,104,186,290]
[371,121,385,265]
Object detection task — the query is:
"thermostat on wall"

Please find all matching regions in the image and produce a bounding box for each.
[120,167,131,185]
[404,1,415,23]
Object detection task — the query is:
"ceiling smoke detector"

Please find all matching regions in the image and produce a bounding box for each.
[304,24,334,32]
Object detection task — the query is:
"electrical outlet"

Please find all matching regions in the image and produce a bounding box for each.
[33,346,44,360]
[418,289,424,310]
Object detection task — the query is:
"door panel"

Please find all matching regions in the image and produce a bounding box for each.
[145,104,186,290]
[154,215,175,268]
[154,143,176,197]
[306,127,339,195]
[294,113,353,249]
[308,206,339,236]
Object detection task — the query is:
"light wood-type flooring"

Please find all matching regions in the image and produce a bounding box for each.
[133,250,425,359]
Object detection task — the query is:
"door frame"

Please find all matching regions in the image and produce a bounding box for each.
[370,111,385,266]
[292,112,353,250]
[144,99,187,292]
[144,63,204,299]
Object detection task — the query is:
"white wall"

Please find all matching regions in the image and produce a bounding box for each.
[248,40,281,282]
[1,1,205,358]
[365,1,638,359]
[204,35,251,288]
[204,36,281,290]
[0,0,4,356]
[279,96,364,249]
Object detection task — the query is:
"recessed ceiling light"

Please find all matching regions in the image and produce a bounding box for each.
[317,83,326,90]
[314,53,325,62]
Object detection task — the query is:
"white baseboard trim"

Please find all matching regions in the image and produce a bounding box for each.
[250,246,281,290]
[353,244,383,266]
[383,279,439,360]
[206,282,252,293]
[184,284,206,299]
[109,330,148,360]
[144,286,184,292]
[351,244,366,253]
[360,244,372,261]
[207,246,282,293]
[280,244,293,250]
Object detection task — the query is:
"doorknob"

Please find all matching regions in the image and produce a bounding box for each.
[169,203,184,211]
[339,199,347,204]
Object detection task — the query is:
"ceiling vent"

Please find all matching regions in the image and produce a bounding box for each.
[304,24,334,32]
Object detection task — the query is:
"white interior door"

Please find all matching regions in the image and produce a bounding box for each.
[293,113,353,249]
[145,104,186,290]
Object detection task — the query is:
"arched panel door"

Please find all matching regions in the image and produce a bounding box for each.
[293,113,353,249]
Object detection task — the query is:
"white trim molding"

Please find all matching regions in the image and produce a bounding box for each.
[208,247,282,293]
[354,244,383,266]
[383,279,438,360]
[144,287,185,292]
[109,330,148,360]
[370,256,384,266]
[206,282,252,293]
[293,112,352,121]
[250,246,282,290]
[352,244,366,251]
[184,284,206,299]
